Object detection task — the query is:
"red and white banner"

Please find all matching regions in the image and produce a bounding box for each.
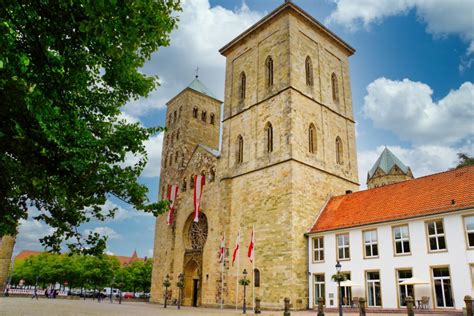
[166,184,179,225]
[193,175,205,222]
[247,228,254,263]
[218,233,225,263]
[232,229,240,266]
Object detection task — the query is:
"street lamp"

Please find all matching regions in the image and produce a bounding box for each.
[239,269,250,314]
[177,273,184,310]
[335,261,343,316]
[163,274,171,308]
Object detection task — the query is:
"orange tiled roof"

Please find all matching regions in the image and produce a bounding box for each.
[14,250,145,266]
[15,250,42,261]
[310,166,474,233]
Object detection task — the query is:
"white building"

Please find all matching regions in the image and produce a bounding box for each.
[306,165,474,311]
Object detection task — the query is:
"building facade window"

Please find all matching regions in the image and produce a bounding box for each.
[397,269,414,307]
[254,269,260,287]
[309,124,316,154]
[305,56,313,86]
[363,230,379,258]
[366,271,382,307]
[240,72,246,100]
[176,129,180,140]
[336,233,350,260]
[237,135,244,164]
[209,168,216,182]
[265,122,273,153]
[210,113,215,125]
[175,151,179,164]
[340,272,352,306]
[432,267,454,307]
[193,107,198,118]
[393,225,410,255]
[201,110,207,122]
[331,72,339,104]
[182,178,187,192]
[265,56,274,87]
[464,215,474,248]
[168,114,172,127]
[313,274,325,302]
[312,237,324,262]
[426,219,446,252]
[173,110,177,123]
[179,106,182,119]
[336,136,343,165]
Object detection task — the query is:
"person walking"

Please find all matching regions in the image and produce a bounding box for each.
[32,288,38,300]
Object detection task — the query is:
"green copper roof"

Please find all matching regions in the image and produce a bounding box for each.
[187,77,217,99]
[368,147,409,178]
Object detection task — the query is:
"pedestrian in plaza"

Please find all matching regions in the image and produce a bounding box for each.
[44,288,49,298]
[32,288,38,300]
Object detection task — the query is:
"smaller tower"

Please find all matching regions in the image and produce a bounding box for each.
[0,235,15,291]
[367,147,414,188]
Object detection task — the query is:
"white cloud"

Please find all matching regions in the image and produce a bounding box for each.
[357,144,472,188]
[121,0,263,117]
[84,226,121,240]
[92,199,152,221]
[122,132,164,178]
[326,0,474,61]
[363,78,474,145]
[15,219,54,252]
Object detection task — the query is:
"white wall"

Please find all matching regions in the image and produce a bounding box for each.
[307,209,474,310]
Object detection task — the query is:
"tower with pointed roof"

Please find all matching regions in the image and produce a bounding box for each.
[367,147,414,189]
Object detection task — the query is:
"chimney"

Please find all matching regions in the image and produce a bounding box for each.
[345,190,352,194]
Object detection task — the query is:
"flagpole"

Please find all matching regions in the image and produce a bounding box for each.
[221,232,224,309]
[252,225,255,314]
[236,240,239,311]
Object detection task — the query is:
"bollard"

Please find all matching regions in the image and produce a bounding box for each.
[465,295,473,316]
[283,297,291,316]
[255,297,261,314]
[317,297,325,316]
[358,297,366,316]
[405,296,414,316]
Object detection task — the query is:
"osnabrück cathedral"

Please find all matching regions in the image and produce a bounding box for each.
[151,1,360,309]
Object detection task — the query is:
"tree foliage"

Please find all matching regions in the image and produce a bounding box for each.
[0,0,181,254]
[10,253,153,291]
[456,153,474,169]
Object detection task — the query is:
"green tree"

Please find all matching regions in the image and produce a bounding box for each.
[455,153,474,169]
[0,0,180,254]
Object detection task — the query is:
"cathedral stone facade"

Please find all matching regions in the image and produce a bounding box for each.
[151,2,359,309]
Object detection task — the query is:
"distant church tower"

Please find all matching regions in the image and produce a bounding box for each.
[367,147,414,189]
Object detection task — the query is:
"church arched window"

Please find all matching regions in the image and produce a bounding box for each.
[176,129,180,140]
[168,114,172,127]
[193,107,198,118]
[201,110,207,122]
[190,174,195,189]
[164,155,168,168]
[181,152,185,167]
[179,106,182,119]
[265,56,274,87]
[169,153,173,166]
[309,124,316,154]
[173,110,177,123]
[175,151,179,164]
[237,135,244,164]
[331,73,339,104]
[254,269,260,287]
[265,122,273,153]
[209,168,216,182]
[210,113,215,125]
[240,72,246,100]
[336,136,343,165]
[305,56,313,86]
[182,178,187,192]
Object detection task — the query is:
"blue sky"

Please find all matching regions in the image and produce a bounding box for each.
[15,0,473,258]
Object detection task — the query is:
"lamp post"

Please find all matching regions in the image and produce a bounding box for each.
[177,273,184,310]
[163,274,171,308]
[240,269,249,314]
[335,261,343,316]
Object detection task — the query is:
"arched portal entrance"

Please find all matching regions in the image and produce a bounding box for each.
[183,260,200,306]
[182,212,208,306]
